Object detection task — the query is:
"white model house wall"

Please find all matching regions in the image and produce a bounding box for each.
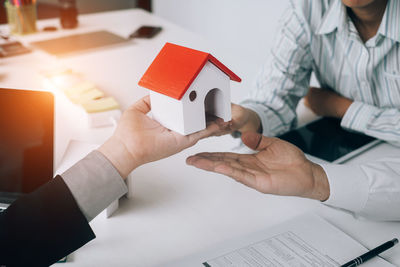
[149,61,231,135]
[149,90,186,134]
[181,61,231,135]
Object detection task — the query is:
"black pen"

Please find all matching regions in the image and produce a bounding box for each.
[341,238,398,267]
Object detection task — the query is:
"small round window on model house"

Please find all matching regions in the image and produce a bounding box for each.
[189,91,197,101]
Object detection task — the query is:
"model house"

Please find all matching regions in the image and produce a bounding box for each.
[138,42,241,135]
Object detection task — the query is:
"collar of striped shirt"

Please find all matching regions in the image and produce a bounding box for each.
[316,0,400,43]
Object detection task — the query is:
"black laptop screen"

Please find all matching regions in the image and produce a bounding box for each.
[0,89,53,200]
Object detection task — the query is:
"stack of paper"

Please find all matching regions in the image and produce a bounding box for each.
[163,214,394,267]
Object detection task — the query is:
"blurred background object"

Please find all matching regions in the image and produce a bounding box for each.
[0,0,152,24]
[59,0,78,29]
[5,0,38,35]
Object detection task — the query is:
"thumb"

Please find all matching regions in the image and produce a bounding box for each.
[132,95,151,114]
[241,131,275,151]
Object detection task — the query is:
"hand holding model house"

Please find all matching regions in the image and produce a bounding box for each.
[138,42,259,136]
[100,43,330,208]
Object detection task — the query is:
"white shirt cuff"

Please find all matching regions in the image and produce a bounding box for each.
[341,101,378,132]
[320,163,369,213]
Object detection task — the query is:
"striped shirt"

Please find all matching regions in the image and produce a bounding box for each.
[242,0,400,145]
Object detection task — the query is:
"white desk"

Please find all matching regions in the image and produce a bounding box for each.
[1,9,400,267]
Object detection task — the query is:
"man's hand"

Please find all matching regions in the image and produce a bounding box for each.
[231,104,262,133]
[186,132,330,201]
[98,95,230,178]
[304,87,353,118]
[212,103,262,136]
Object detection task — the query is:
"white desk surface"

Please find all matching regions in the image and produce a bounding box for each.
[1,9,399,267]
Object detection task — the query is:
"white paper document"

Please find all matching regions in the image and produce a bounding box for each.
[164,214,394,267]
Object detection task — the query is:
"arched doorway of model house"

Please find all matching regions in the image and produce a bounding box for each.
[203,88,226,124]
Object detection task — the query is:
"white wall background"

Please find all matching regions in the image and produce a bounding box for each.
[153,0,290,101]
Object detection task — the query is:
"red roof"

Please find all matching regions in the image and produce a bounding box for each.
[138,43,241,100]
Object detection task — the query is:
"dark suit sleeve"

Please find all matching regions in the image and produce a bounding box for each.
[0,175,96,267]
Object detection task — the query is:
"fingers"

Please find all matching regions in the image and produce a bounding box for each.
[241,132,262,150]
[187,120,231,143]
[205,113,221,124]
[186,152,241,171]
[169,120,231,152]
[186,125,217,144]
[205,116,232,131]
[213,163,258,189]
[230,104,247,130]
[133,95,151,114]
[186,153,224,171]
[241,132,276,151]
[188,152,241,163]
[186,153,258,189]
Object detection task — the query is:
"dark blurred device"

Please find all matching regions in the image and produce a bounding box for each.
[277,117,380,163]
[59,0,78,29]
[129,25,162,39]
[31,30,127,56]
[0,41,31,57]
[0,89,54,212]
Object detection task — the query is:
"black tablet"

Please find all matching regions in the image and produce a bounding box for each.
[0,89,54,206]
[277,117,380,163]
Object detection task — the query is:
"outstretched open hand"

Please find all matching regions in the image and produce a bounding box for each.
[186,132,330,201]
[99,95,230,178]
